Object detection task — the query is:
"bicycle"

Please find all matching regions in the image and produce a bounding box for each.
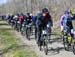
[42,30,49,55]
[63,29,75,53]
[26,23,32,40]
[10,19,14,27]
[16,21,21,32]
[31,23,36,39]
[38,25,51,55]
[21,20,27,35]
[72,20,75,54]
[73,41,75,55]
[43,26,51,55]
[63,30,73,51]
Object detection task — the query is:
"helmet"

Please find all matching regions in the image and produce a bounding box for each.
[27,13,30,16]
[30,13,33,16]
[70,9,75,15]
[64,11,69,14]
[42,8,49,13]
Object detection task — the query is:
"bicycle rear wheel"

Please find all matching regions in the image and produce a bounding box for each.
[44,41,48,55]
[43,35,48,55]
[73,42,75,55]
[63,35,69,50]
[26,28,31,40]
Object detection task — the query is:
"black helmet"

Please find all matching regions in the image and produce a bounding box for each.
[27,13,30,15]
[42,8,49,13]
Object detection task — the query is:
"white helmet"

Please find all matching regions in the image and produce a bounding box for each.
[30,13,33,16]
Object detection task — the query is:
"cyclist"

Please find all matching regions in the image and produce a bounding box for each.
[18,13,24,31]
[7,15,12,24]
[26,13,32,25]
[26,13,33,32]
[10,14,14,26]
[2,15,6,20]
[20,13,27,34]
[30,13,37,28]
[13,14,18,29]
[36,8,53,46]
[60,11,74,41]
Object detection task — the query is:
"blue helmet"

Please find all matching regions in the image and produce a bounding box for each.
[64,11,69,14]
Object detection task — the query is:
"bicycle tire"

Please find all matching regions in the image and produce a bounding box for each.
[73,42,75,55]
[26,28,31,40]
[43,35,48,55]
[63,35,69,50]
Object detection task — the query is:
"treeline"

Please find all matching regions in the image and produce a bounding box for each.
[0,0,75,27]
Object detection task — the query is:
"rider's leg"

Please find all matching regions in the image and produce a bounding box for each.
[70,29,74,39]
[38,26,42,46]
[20,22,22,31]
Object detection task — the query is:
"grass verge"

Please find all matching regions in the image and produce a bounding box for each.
[0,21,37,57]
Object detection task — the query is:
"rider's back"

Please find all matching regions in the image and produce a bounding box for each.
[63,14,73,30]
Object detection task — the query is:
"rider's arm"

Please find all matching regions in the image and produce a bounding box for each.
[49,15,53,27]
[59,15,65,31]
[35,13,42,28]
[59,15,65,27]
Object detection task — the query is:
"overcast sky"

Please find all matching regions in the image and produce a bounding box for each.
[0,0,7,4]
